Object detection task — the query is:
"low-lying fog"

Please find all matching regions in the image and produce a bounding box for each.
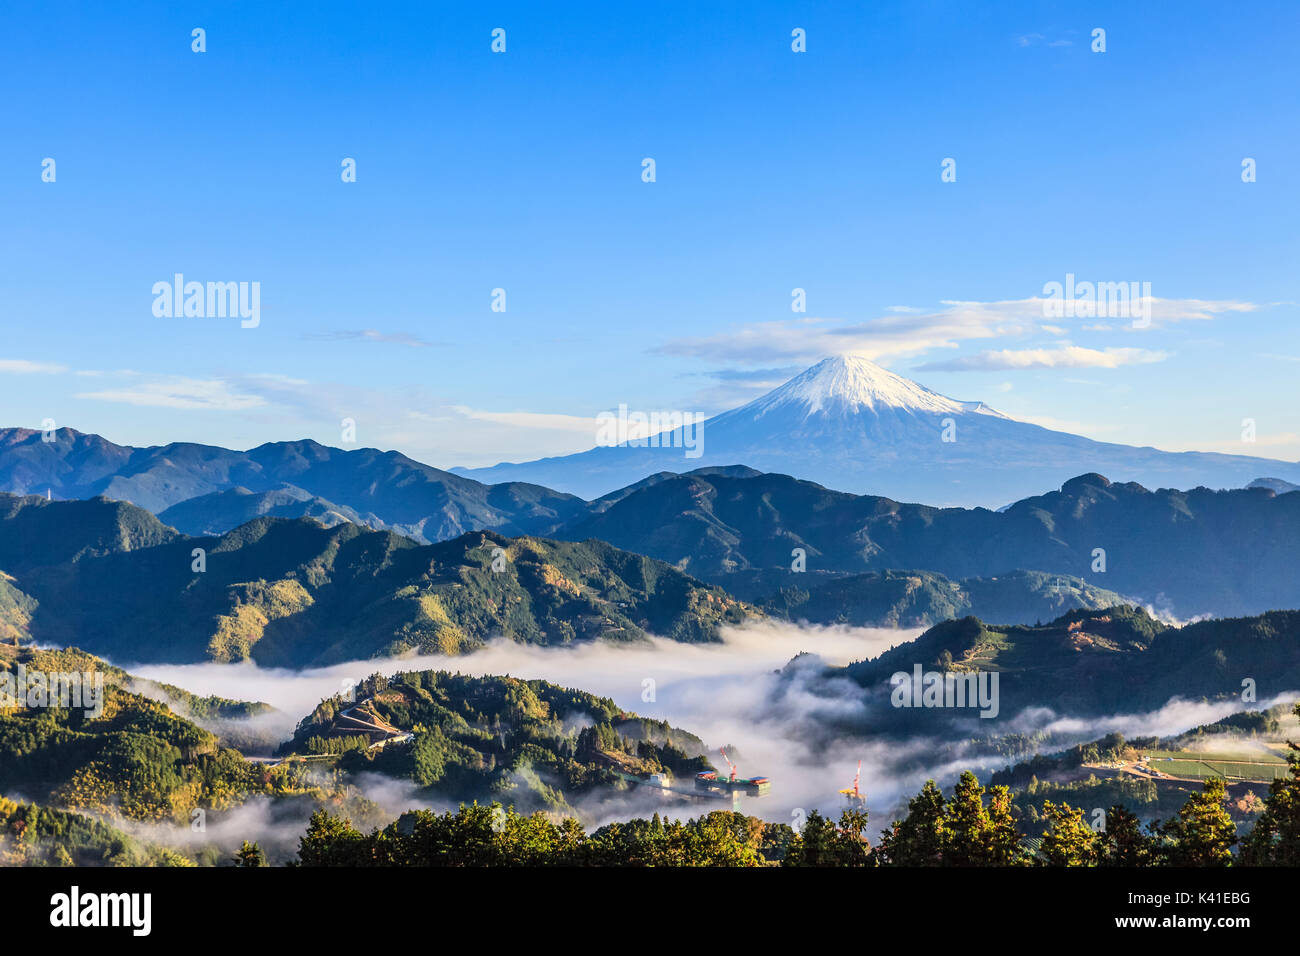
[125,621,1297,856]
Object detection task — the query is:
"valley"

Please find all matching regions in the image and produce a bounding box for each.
[1,357,1297,871]
[6,3,1296,935]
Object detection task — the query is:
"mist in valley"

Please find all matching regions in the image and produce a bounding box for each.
[123,621,1299,858]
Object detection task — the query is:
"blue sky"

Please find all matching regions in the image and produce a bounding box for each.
[2,0,1297,467]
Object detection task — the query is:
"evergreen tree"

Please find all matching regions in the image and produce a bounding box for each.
[1100,806,1158,867]
[233,840,266,867]
[1240,702,1300,865]
[877,779,945,865]
[296,810,370,866]
[983,783,1024,866]
[1160,778,1237,866]
[782,809,871,866]
[941,771,1026,865]
[1039,801,1101,866]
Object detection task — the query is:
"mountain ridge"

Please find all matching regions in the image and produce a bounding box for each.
[0,427,585,543]
[0,497,759,666]
[0,494,1148,665]
[558,468,1300,617]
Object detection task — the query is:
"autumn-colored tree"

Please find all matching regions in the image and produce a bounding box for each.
[942,771,1026,866]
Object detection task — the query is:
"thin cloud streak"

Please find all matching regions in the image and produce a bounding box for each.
[915,345,1168,371]
[659,297,1257,367]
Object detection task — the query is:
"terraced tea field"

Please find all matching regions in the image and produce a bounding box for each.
[1142,749,1291,782]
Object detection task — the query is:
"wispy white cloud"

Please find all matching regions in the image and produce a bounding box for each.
[1141,298,1257,326]
[915,345,1168,372]
[659,296,1254,367]
[244,373,310,386]
[449,407,598,435]
[0,359,67,374]
[89,370,609,467]
[308,329,441,348]
[76,378,267,411]
[1016,33,1073,48]
[686,365,804,410]
[446,404,697,446]
[659,306,1025,366]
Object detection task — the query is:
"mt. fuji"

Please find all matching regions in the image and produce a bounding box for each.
[455,355,1300,507]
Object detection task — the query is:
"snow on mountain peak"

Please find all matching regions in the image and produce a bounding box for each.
[744,354,999,418]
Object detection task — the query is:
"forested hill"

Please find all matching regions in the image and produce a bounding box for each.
[561,471,1300,618]
[282,670,715,813]
[0,495,1160,668]
[844,605,1300,719]
[755,567,1124,628]
[0,645,295,824]
[0,491,178,572]
[0,496,757,666]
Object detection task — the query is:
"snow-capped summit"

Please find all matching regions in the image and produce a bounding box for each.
[453,355,1300,507]
[726,354,1005,419]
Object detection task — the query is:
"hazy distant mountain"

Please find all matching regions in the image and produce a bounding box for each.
[454,355,1300,506]
[3,412,1299,621]
[1248,477,1300,494]
[158,485,383,536]
[556,470,1300,618]
[0,428,584,542]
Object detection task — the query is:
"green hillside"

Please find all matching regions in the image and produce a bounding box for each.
[0,796,192,867]
[282,670,714,813]
[846,605,1300,718]
[0,498,758,666]
[0,572,36,644]
[759,568,1125,628]
[0,492,178,573]
[559,471,1300,618]
[0,644,312,822]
